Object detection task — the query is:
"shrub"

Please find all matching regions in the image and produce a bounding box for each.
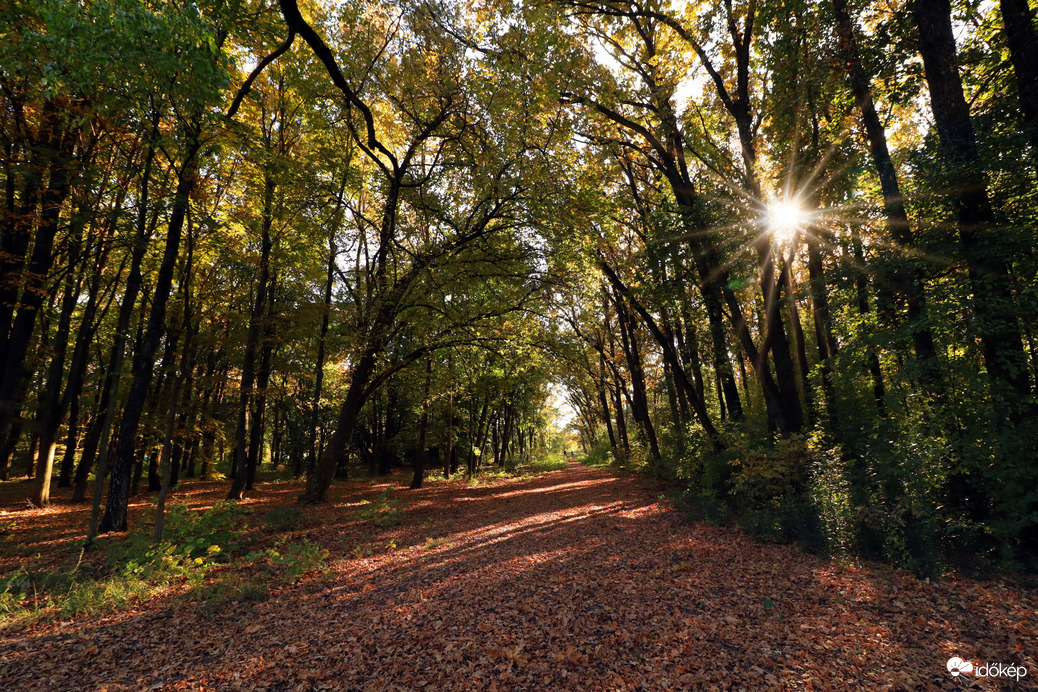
[807,434,854,558]
[580,439,613,468]
[0,567,30,618]
[671,489,732,527]
[523,453,568,475]
[263,506,307,533]
[357,489,403,527]
[246,538,330,583]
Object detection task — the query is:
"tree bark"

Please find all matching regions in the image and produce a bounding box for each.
[30,246,83,507]
[98,129,201,534]
[228,172,275,499]
[833,0,943,393]
[77,120,161,510]
[1000,0,1038,155]
[914,0,1030,407]
[306,234,335,478]
[611,287,661,461]
[0,112,75,446]
[410,358,432,489]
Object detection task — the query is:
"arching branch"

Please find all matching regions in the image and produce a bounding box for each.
[226,30,296,120]
[278,0,399,172]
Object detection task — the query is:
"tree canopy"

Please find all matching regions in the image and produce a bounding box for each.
[1,0,1036,573]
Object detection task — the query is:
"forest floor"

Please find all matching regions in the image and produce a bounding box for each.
[0,462,1036,691]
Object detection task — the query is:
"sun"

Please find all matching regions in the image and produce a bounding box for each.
[764,198,809,244]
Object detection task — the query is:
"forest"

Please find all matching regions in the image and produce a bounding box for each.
[1,0,1037,685]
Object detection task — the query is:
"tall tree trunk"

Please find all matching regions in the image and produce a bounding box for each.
[781,250,814,423]
[245,278,276,490]
[98,128,201,534]
[851,231,886,413]
[596,353,618,457]
[1000,0,1038,156]
[56,253,109,488]
[687,264,742,421]
[914,0,1030,407]
[0,118,75,445]
[410,358,432,489]
[302,348,377,503]
[147,326,180,492]
[716,2,805,435]
[77,119,161,510]
[601,261,722,447]
[612,288,661,461]
[154,232,195,542]
[306,235,335,478]
[30,248,83,507]
[444,364,454,479]
[228,172,275,499]
[833,0,944,393]
[805,234,835,403]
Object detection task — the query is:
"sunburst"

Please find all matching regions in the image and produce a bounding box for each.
[764,197,811,245]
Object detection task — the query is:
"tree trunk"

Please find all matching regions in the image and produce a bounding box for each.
[833,0,944,393]
[98,129,201,534]
[246,280,276,490]
[915,0,1030,407]
[410,358,432,489]
[805,233,835,403]
[302,349,377,503]
[851,231,886,413]
[601,261,722,447]
[612,288,661,461]
[781,250,814,423]
[306,235,335,478]
[1000,0,1038,156]
[30,229,88,505]
[154,239,195,543]
[596,353,618,457]
[0,117,75,446]
[77,122,161,511]
[228,172,275,500]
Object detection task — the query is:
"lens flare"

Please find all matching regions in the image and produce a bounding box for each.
[765,199,809,243]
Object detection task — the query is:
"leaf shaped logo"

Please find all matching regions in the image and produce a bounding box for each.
[947,657,974,676]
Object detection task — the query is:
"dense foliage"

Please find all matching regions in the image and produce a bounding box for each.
[1,0,1035,575]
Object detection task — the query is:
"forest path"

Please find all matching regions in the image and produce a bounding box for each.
[2,462,1035,690]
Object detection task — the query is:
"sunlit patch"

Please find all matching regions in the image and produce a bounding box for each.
[491,477,619,500]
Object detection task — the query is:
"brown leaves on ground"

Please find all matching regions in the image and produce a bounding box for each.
[1,463,1035,690]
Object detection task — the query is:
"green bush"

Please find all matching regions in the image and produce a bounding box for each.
[245,538,330,583]
[263,506,307,533]
[357,489,403,527]
[807,434,854,558]
[580,439,613,468]
[671,489,732,527]
[1,501,253,625]
[0,567,30,618]
[109,501,248,582]
[523,453,568,474]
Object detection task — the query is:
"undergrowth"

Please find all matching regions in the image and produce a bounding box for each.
[357,489,404,527]
[0,500,330,627]
[522,453,568,474]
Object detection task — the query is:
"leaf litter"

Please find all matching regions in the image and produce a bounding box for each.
[0,462,1035,690]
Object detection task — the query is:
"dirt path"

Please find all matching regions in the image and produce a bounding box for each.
[1,462,1035,690]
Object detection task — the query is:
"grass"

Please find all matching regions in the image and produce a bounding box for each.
[523,454,569,474]
[0,498,329,628]
[0,457,577,628]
